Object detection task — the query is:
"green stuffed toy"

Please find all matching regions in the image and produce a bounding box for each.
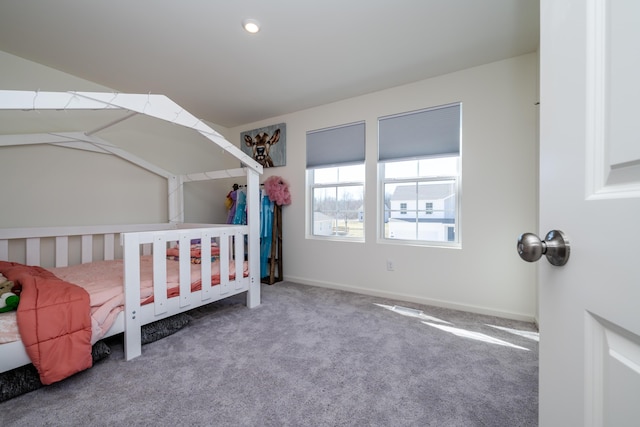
[0,273,19,313]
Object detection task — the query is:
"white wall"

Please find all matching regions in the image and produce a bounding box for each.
[231,53,539,320]
[0,50,539,320]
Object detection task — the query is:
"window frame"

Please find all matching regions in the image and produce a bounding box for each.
[378,157,461,248]
[306,164,366,242]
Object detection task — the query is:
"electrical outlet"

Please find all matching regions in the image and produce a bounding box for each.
[386,260,395,271]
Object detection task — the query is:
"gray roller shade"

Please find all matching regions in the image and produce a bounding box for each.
[378,103,460,161]
[306,121,365,168]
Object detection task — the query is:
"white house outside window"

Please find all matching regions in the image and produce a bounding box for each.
[306,122,365,240]
[378,103,461,246]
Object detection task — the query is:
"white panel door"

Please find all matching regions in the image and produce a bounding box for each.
[539,0,640,425]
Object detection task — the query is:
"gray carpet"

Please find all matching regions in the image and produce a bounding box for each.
[1,282,538,426]
[0,314,192,403]
[0,340,112,403]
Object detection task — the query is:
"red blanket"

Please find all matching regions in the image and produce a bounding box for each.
[0,261,92,385]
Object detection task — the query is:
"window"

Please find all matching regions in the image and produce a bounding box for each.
[425,202,433,214]
[378,103,461,246]
[307,122,365,240]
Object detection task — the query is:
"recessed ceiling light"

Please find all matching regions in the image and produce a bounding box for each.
[242,19,260,34]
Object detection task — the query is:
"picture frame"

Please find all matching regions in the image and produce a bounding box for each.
[240,123,286,168]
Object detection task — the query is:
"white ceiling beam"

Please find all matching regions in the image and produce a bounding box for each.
[0,132,90,147]
[181,168,247,183]
[0,90,263,175]
[86,112,138,135]
[0,132,110,154]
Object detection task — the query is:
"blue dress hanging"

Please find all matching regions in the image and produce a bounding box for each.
[260,193,274,277]
[232,189,247,225]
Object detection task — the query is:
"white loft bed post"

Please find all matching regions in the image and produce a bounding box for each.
[122,232,143,361]
[246,168,261,308]
[168,174,183,223]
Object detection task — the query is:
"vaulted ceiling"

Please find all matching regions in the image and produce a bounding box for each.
[0,1,539,128]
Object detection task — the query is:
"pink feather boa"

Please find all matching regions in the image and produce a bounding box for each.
[263,175,291,206]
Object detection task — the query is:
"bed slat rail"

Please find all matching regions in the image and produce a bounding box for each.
[219,231,230,297]
[26,238,40,266]
[121,224,250,361]
[234,230,245,291]
[0,223,176,267]
[55,236,68,267]
[178,232,192,308]
[200,230,213,301]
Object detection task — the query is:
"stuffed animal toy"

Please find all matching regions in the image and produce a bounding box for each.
[0,273,19,313]
[0,292,19,313]
[0,274,13,293]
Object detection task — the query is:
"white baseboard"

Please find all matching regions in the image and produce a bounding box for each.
[284,275,536,323]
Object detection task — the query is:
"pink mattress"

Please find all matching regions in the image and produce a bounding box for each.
[0,256,247,345]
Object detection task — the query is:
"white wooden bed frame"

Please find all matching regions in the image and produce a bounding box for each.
[0,90,264,375]
[0,222,257,373]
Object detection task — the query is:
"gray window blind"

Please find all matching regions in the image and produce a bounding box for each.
[378,103,460,162]
[306,121,365,168]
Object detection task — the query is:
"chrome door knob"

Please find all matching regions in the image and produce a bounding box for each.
[517,230,570,266]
